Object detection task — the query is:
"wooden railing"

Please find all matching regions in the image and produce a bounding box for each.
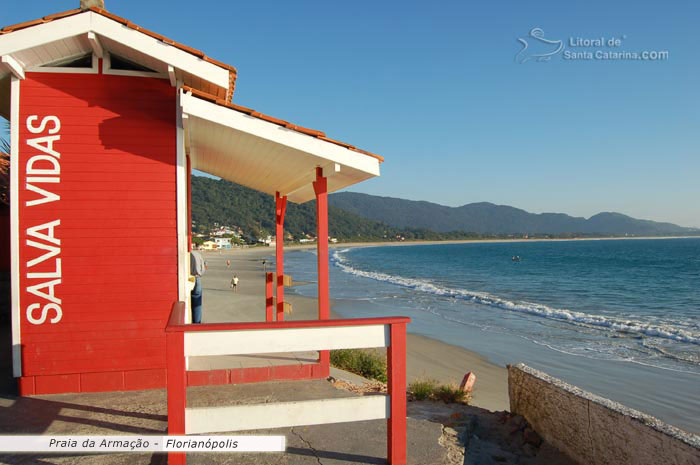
[165,301,410,465]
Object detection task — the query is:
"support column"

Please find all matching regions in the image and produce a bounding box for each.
[313,168,330,375]
[387,322,407,465]
[186,155,192,252]
[275,192,287,321]
[166,330,186,465]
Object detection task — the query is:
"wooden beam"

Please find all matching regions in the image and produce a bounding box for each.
[168,65,176,87]
[183,324,390,356]
[186,396,390,434]
[0,55,24,80]
[86,32,103,58]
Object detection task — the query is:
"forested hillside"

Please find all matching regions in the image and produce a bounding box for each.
[191,176,451,241]
[191,177,697,242]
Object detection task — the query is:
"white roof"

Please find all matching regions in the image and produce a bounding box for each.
[181,90,381,203]
[0,10,232,119]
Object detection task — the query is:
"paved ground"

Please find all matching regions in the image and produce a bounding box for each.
[0,378,449,465]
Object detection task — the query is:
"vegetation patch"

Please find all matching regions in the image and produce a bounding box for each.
[409,378,439,401]
[330,349,387,383]
[409,378,471,404]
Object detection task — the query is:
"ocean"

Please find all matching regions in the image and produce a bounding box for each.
[284,238,700,433]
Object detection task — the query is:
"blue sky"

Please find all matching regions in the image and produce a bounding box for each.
[4,1,698,227]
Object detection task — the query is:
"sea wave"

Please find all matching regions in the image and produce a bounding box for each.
[332,250,700,346]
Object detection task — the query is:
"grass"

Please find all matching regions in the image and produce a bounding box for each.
[330,349,387,383]
[409,378,471,404]
[409,378,439,401]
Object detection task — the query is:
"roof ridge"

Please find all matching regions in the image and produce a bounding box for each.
[181,86,383,162]
[0,7,238,98]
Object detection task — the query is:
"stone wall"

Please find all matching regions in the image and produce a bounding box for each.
[508,363,700,465]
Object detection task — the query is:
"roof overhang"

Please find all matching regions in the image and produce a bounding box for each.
[181,90,381,204]
[0,10,231,99]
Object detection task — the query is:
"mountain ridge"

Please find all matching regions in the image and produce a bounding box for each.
[329,192,696,235]
[190,177,697,240]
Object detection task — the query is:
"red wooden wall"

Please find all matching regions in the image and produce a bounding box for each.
[16,71,177,394]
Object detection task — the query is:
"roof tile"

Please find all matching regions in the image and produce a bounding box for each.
[43,9,82,20]
[88,7,128,25]
[1,18,48,32]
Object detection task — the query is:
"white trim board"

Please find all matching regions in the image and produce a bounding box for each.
[0,56,25,80]
[185,396,390,434]
[26,53,99,75]
[103,52,168,79]
[176,84,188,307]
[184,324,390,357]
[10,76,21,377]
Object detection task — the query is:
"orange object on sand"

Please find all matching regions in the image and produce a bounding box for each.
[460,372,476,392]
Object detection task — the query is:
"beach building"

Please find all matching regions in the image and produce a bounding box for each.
[0,3,410,464]
[200,240,217,250]
[213,237,231,249]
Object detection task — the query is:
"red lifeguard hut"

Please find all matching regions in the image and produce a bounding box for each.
[1,4,409,463]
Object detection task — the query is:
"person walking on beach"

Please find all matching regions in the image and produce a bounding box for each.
[226,259,231,269]
[190,250,207,323]
[231,274,239,293]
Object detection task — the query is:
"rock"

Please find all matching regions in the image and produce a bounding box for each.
[508,415,526,434]
[523,427,543,447]
[523,443,538,457]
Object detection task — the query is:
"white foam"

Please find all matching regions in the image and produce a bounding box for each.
[332,250,700,346]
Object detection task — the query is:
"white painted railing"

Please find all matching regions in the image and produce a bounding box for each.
[165,301,409,465]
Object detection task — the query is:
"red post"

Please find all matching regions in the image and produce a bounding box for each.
[313,168,330,375]
[275,192,287,321]
[265,272,274,322]
[166,330,186,465]
[387,322,407,465]
[186,155,192,252]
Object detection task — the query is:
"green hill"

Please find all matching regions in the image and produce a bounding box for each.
[329,192,697,236]
[191,176,450,242]
[192,177,697,242]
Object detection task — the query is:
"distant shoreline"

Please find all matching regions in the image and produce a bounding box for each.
[271,234,700,251]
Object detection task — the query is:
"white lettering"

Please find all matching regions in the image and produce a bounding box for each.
[27,220,61,245]
[26,303,62,325]
[27,258,61,280]
[26,135,61,159]
[26,278,62,305]
[25,183,60,206]
[23,116,63,325]
[26,115,61,135]
[26,240,60,268]
[27,155,60,176]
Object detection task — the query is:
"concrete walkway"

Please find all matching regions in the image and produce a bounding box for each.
[0,377,450,465]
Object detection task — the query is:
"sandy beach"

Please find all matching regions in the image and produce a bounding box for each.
[199,246,509,412]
